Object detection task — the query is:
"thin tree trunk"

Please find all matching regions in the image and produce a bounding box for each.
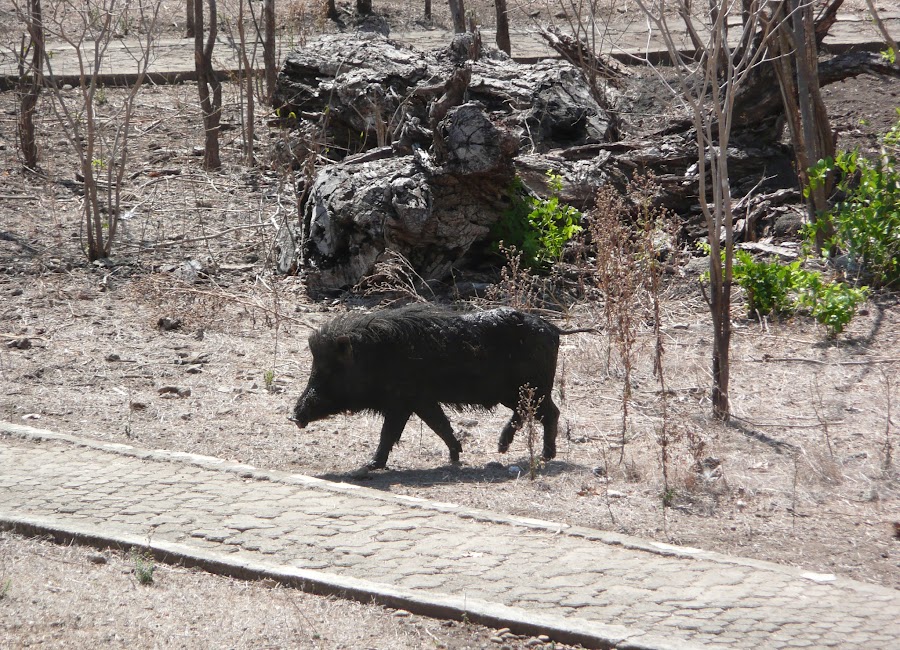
[495,0,510,55]
[772,0,835,253]
[326,0,338,21]
[448,0,466,33]
[865,0,898,59]
[424,0,431,21]
[186,0,195,37]
[263,0,276,103]
[19,0,44,169]
[194,0,221,170]
[238,0,255,165]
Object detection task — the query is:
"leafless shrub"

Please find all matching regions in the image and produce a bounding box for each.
[516,384,543,480]
[588,174,673,462]
[485,243,540,311]
[353,250,433,304]
[36,0,161,261]
[283,0,321,39]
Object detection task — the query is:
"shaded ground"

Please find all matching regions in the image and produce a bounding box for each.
[1,0,899,647]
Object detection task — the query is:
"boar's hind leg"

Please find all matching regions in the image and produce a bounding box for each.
[499,396,559,460]
[538,398,560,460]
[498,411,523,454]
[414,403,463,464]
[368,409,412,470]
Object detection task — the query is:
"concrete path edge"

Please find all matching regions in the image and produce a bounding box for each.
[2,511,687,650]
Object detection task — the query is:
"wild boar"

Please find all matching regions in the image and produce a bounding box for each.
[293,304,580,469]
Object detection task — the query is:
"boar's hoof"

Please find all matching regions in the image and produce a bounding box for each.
[351,465,372,478]
[366,458,388,471]
[498,441,510,453]
[541,445,557,461]
[450,449,460,464]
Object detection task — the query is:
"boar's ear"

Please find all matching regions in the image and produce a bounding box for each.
[335,335,353,364]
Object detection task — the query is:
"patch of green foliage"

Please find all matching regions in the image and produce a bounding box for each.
[132,548,155,585]
[795,273,869,338]
[806,108,900,288]
[732,250,801,316]
[731,251,868,337]
[492,171,582,270]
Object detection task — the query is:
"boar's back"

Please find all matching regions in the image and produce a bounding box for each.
[311,304,559,409]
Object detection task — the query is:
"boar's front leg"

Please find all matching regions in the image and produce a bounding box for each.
[498,411,523,454]
[368,409,412,470]
[414,403,463,464]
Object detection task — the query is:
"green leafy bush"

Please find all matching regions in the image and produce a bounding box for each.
[807,108,900,287]
[492,171,582,269]
[731,251,868,336]
[794,272,869,337]
[732,250,800,316]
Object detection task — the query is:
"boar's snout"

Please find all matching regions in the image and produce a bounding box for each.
[292,388,316,428]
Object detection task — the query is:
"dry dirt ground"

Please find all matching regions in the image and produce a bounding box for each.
[1,1,899,648]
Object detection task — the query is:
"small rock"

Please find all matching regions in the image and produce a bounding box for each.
[185,365,203,374]
[174,259,204,283]
[489,638,505,645]
[106,353,121,362]
[607,489,626,498]
[592,465,607,477]
[158,316,182,331]
[10,288,23,296]
[6,337,31,350]
[130,402,147,411]
[158,386,191,398]
[87,553,107,565]
[392,609,410,618]
[537,635,550,642]
[525,638,543,647]
[508,465,522,476]
[485,461,504,470]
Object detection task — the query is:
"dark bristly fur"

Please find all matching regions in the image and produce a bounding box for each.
[293,304,567,469]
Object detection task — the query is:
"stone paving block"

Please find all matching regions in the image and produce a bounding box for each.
[2,423,899,650]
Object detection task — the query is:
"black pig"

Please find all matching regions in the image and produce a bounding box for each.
[292,304,579,469]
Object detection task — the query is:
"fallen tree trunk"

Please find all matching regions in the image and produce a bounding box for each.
[272,30,899,292]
